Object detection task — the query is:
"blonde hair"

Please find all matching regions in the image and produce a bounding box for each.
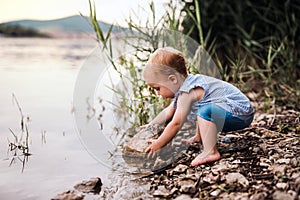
[145,47,188,77]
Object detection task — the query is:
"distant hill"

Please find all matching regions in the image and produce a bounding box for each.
[1,15,124,37]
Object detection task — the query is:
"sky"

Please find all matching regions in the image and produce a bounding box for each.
[0,0,169,26]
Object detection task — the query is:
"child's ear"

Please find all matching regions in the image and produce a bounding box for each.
[168,75,178,84]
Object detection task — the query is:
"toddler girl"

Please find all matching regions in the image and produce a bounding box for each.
[143,47,254,166]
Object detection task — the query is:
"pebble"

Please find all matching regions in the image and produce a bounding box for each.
[178,179,196,193]
[153,186,170,198]
[51,190,84,200]
[277,158,290,164]
[172,164,188,174]
[221,137,231,143]
[272,191,296,200]
[73,177,102,194]
[259,162,270,167]
[174,194,193,200]
[290,157,298,167]
[276,182,288,190]
[270,164,287,175]
[210,189,221,197]
[226,172,249,187]
[250,192,267,200]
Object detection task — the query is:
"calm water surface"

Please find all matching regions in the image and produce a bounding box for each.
[0,37,141,199]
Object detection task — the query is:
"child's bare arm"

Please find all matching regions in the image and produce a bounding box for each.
[148,101,175,125]
[145,87,204,152]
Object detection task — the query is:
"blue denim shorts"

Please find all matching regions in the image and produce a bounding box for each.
[196,104,254,132]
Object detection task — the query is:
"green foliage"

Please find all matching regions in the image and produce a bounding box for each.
[88,0,300,129]
[88,1,169,127]
[181,0,300,110]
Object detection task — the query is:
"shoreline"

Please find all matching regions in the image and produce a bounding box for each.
[54,108,300,199]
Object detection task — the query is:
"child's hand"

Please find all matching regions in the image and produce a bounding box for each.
[145,139,161,153]
[139,124,149,129]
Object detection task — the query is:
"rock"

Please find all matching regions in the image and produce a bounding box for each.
[272,191,296,200]
[174,194,193,200]
[177,179,196,193]
[222,192,249,200]
[259,162,270,167]
[211,161,229,172]
[153,185,170,198]
[270,164,287,175]
[221,137,231,143]
[276,182,288,190]
[226,172,249,187]
[122,124,165,166]
[73,177,102,194]
[203,171,220,184]
[277,158,290,164]
[180,183,196,194]
[51,190,84,200]
[250,192,267,200]
[210,189,221,197]
[123,124,164,156]
[252,147,261,153]
[290,157,298,167]
[172,164,188,174]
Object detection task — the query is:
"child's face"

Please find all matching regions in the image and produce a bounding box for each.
[144,70,180,98]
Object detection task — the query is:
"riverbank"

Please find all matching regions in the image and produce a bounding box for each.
[53,101,299,199]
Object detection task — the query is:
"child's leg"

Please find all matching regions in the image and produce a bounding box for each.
[190,116,220,166]
[182,123,202,144]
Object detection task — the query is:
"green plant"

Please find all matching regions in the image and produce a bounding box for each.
[180,0,300,110]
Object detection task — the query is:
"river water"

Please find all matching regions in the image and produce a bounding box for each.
[0,37,148,199]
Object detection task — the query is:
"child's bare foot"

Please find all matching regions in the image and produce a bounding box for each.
[182,134,201,145]
[190,150,221,166]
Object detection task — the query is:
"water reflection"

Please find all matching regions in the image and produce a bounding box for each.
[0,37,112,199]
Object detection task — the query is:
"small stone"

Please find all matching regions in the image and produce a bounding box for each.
[276,182,288,190]
[74,177,102,194]
[51,190,85,200]
[178,179,196,193]
[291,172,300,179]
[250,192,267,200]
[232,160,241,164]
[277,158,290,164]
[211,161,228,172]
[170,187,178,195]
[153,186,170,198]
[290,157,298,167]
[180,183,196,194]
[228,192,249,200]
[221,137,231,143]
[173,164,189,174]
[203,171,220,184]
[287,190,297,199]
[226,172,249,187]
[270,164,286,175]
[252,147,260,153]
[273,191,295,200]
[210,189,221,197]
[174,194,193,200]
[259,162,270,167]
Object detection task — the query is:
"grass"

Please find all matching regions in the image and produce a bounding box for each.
[7,94,32,172]
[87,0,299,131]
